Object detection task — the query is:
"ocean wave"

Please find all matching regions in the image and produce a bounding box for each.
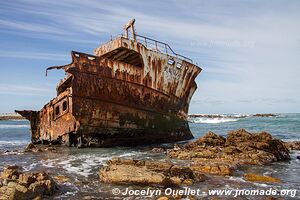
[0,124,29,129]
[189,117,239,124]
[39,150,147,177]
[228,176,246,182]
[0,140,28,146]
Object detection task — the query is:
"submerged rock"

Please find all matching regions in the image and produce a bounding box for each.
[244,173,281,183]
[167,129,290,176]
[0,166,58,200]
[24,143,57,153]
[24,143,37,152]
[99,158,207,186]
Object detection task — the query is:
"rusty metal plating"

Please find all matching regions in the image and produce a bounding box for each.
[16,19,202,147]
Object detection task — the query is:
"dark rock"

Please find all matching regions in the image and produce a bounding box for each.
[24,143,38,152]
[253,114,277,117]
[297,156,300,160]
[24,143,57,153]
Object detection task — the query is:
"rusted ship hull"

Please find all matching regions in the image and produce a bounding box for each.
[16,20,201,147]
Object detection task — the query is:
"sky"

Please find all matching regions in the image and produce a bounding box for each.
[0,0,299,114]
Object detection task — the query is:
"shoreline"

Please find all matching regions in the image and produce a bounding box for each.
[1,128,299,199]
[0,112,280,121]
[188,113,278,118]
[0,116,25,121]
[0,113,25,121]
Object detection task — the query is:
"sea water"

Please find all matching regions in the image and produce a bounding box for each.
[0,113,299,199]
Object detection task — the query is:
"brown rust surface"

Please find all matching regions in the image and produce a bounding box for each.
[16,23,202,147]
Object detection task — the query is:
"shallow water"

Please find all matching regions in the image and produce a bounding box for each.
[0,113,299,199]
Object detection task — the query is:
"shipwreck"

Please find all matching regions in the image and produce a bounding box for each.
[16,19,202,147]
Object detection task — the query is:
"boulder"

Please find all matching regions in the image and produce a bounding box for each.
[24,143,39,152]
[244,173,281,183]
[1,166,20,180]
[99,158,207,186]
[24,143,57,153]
[186,131,226,148]
[0,167,58,200]
[167,129,290,176]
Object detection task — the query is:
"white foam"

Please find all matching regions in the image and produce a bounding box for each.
[0,124,29,129]
[40,151,146,177]
[253,182,268,187]
[54,154,113,177]
[228,176,246,182]
[190,117,239,124]
[23,163,37,171]
[119,152,145,157]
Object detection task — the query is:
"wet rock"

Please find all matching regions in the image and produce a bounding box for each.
[53,175,70,183]
[186,131,226,148]
[284,141,300,150]
[0,167,58,200]
[24,143,57,153]
[156,197,169,200]
[99,158,207,186]
[1,166,20,179]
[151,147,165,153]
[297,156,300,160]
[244,173,281,183]
[167,129,290,176]
[24,143,39,152]
[190,159,234,176]
[253,114,277,117]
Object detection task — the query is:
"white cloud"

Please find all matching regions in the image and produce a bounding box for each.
[0,50,69,61]
[0,0,299,113]
[0,84,53,96]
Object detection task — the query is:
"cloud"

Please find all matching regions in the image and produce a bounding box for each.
[0,0,299,113]
[0,50,69,61]
[0,84,53,96]
[0,19,69,35]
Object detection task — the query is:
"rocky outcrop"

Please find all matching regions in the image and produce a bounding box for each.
[99,158,207,186]
[284,141,300,150]
[0,166,58,200]
[244,173,281,183]
[167,129,290,176]
[253,114,277,117]
[24,143,57,153]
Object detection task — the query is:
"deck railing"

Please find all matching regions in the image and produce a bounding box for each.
[135,34,193,63]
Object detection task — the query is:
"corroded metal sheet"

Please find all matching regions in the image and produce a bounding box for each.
[16,20,202,147]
